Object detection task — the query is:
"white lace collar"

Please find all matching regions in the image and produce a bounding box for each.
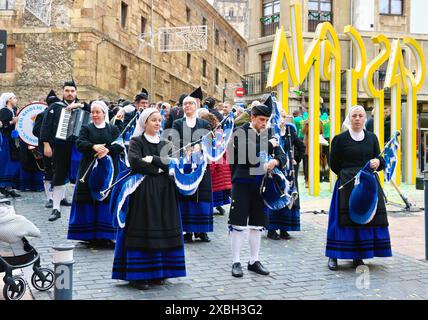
[94,122,106,129]
[349,129,365,142]
[185,116,197,128]
[144,132,160,144]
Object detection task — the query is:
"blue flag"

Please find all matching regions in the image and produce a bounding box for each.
[384,132,399,182]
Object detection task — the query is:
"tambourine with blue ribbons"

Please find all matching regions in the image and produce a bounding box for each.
[168,150,207,196]
[201,112,234,162]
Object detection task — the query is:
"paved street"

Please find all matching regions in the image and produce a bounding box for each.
[1,181,428,300]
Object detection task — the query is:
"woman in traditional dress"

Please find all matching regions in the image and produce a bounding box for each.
[326,105,392,270]
[172,96,213,243]
[266,109,305,240]
[0,93,21,198]
[67,101,123,246]
[112,107,186,290]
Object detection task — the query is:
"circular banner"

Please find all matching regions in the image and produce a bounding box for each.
[17,102,47,146]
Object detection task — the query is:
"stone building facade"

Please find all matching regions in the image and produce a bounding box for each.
[212,0,249,39]
[0,0,247,104]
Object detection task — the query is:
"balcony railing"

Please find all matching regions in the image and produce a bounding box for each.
[308,10,333,32]
[242,71,270,96]
[0,0,15,10]
[261,14,280,37]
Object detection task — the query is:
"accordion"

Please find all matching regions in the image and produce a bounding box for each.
[55,108,90,141]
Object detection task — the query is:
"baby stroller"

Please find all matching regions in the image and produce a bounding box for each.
[0,199,55,300]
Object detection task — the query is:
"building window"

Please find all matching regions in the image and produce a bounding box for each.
[141,16,147,34]
[0,0,15,9]
[202,17,207,26]
[6,45,15,73]
[224,40,227,52]
[186,6,191,22]
[237,48,241,63]
[215,29,220,45]
[215,68,219,85]
[261,0,280,37]
[379,0,403,15]
[187,53,191,69]
[120,65,127,89]
[229,8,234,17]
[202,59,207,77]
[121,2,128,29]
[308,0,333,32]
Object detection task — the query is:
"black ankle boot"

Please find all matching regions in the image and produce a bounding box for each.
[183,233,193,243]
[195,232,210,242]
[267,230,280,240]
[280,230,291,240]
[328,258,338,271]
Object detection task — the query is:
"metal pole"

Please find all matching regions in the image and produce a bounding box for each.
[424,171,428,260]
[150,0,154,98]
[52,244,75,300]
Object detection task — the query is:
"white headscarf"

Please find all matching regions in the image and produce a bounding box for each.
[0,93,16,110]
[132,107,159,138]
[342,105,367,141]
[91,100,109,127]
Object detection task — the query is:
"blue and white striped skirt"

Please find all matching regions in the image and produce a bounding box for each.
[68,199,116,241]
[112,228,186,281]
[212,190,231,207]
[179,200,213,233]
[19,170,44,192]
[266,207,300,231]
[325,181,392,260]
[0,134,20,188]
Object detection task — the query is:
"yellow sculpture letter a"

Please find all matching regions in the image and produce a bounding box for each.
[315,22,341,188]
[266,27,298,114]
[384,39,407,186]
[402,37,426,184]
[362,35,391,185]
[290,2,321,196]
[344,25,367,114]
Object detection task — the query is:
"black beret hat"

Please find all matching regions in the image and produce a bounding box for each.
[251,103,273,117]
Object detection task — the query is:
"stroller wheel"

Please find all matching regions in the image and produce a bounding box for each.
[3,276,26,300]
[31,268,55,291]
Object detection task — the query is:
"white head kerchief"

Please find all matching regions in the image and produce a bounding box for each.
[132,107,159,138]
[91,100,109,128]
[0,93,15,110]
[342,105,366,141]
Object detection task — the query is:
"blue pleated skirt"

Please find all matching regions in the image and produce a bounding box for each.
[0,134,20,188]
[70,144,82,184]
[179,200,213,233]
[325,181,392,260]
[112,228,186,281]
[212,190,231,207]
[266,207,300,231]
[19,170,44,192]
[68,198,116,241]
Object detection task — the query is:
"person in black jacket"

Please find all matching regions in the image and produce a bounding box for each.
[40,80,90,222]
[0,92,21,197]
[171,96,213,243]
[163,93,187,130]
[203,97,223,122]
[228,103,287,278]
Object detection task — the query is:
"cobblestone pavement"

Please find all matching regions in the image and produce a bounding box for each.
[1,181,428,301]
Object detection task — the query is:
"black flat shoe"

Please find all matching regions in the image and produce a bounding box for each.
[232,262,243,278]
[48,209,61,222]
[353,259,365,268]
[328,258,338,271]
[5,190,20,198]
[0,188,8,196]
[195,232,211,242]
[149,279,166,285]
[130,280,150,290]
[45,199,53,208]
[60,198,72,207]
[267,230,280,240]
[183,233,193,243]
[247,261,270,276]
[280,230,291,240]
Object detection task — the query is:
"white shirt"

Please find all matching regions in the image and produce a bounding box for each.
[94,122,106,129]
[185,116,197,129]
[144,132,160,144]
[349,129,365,142]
